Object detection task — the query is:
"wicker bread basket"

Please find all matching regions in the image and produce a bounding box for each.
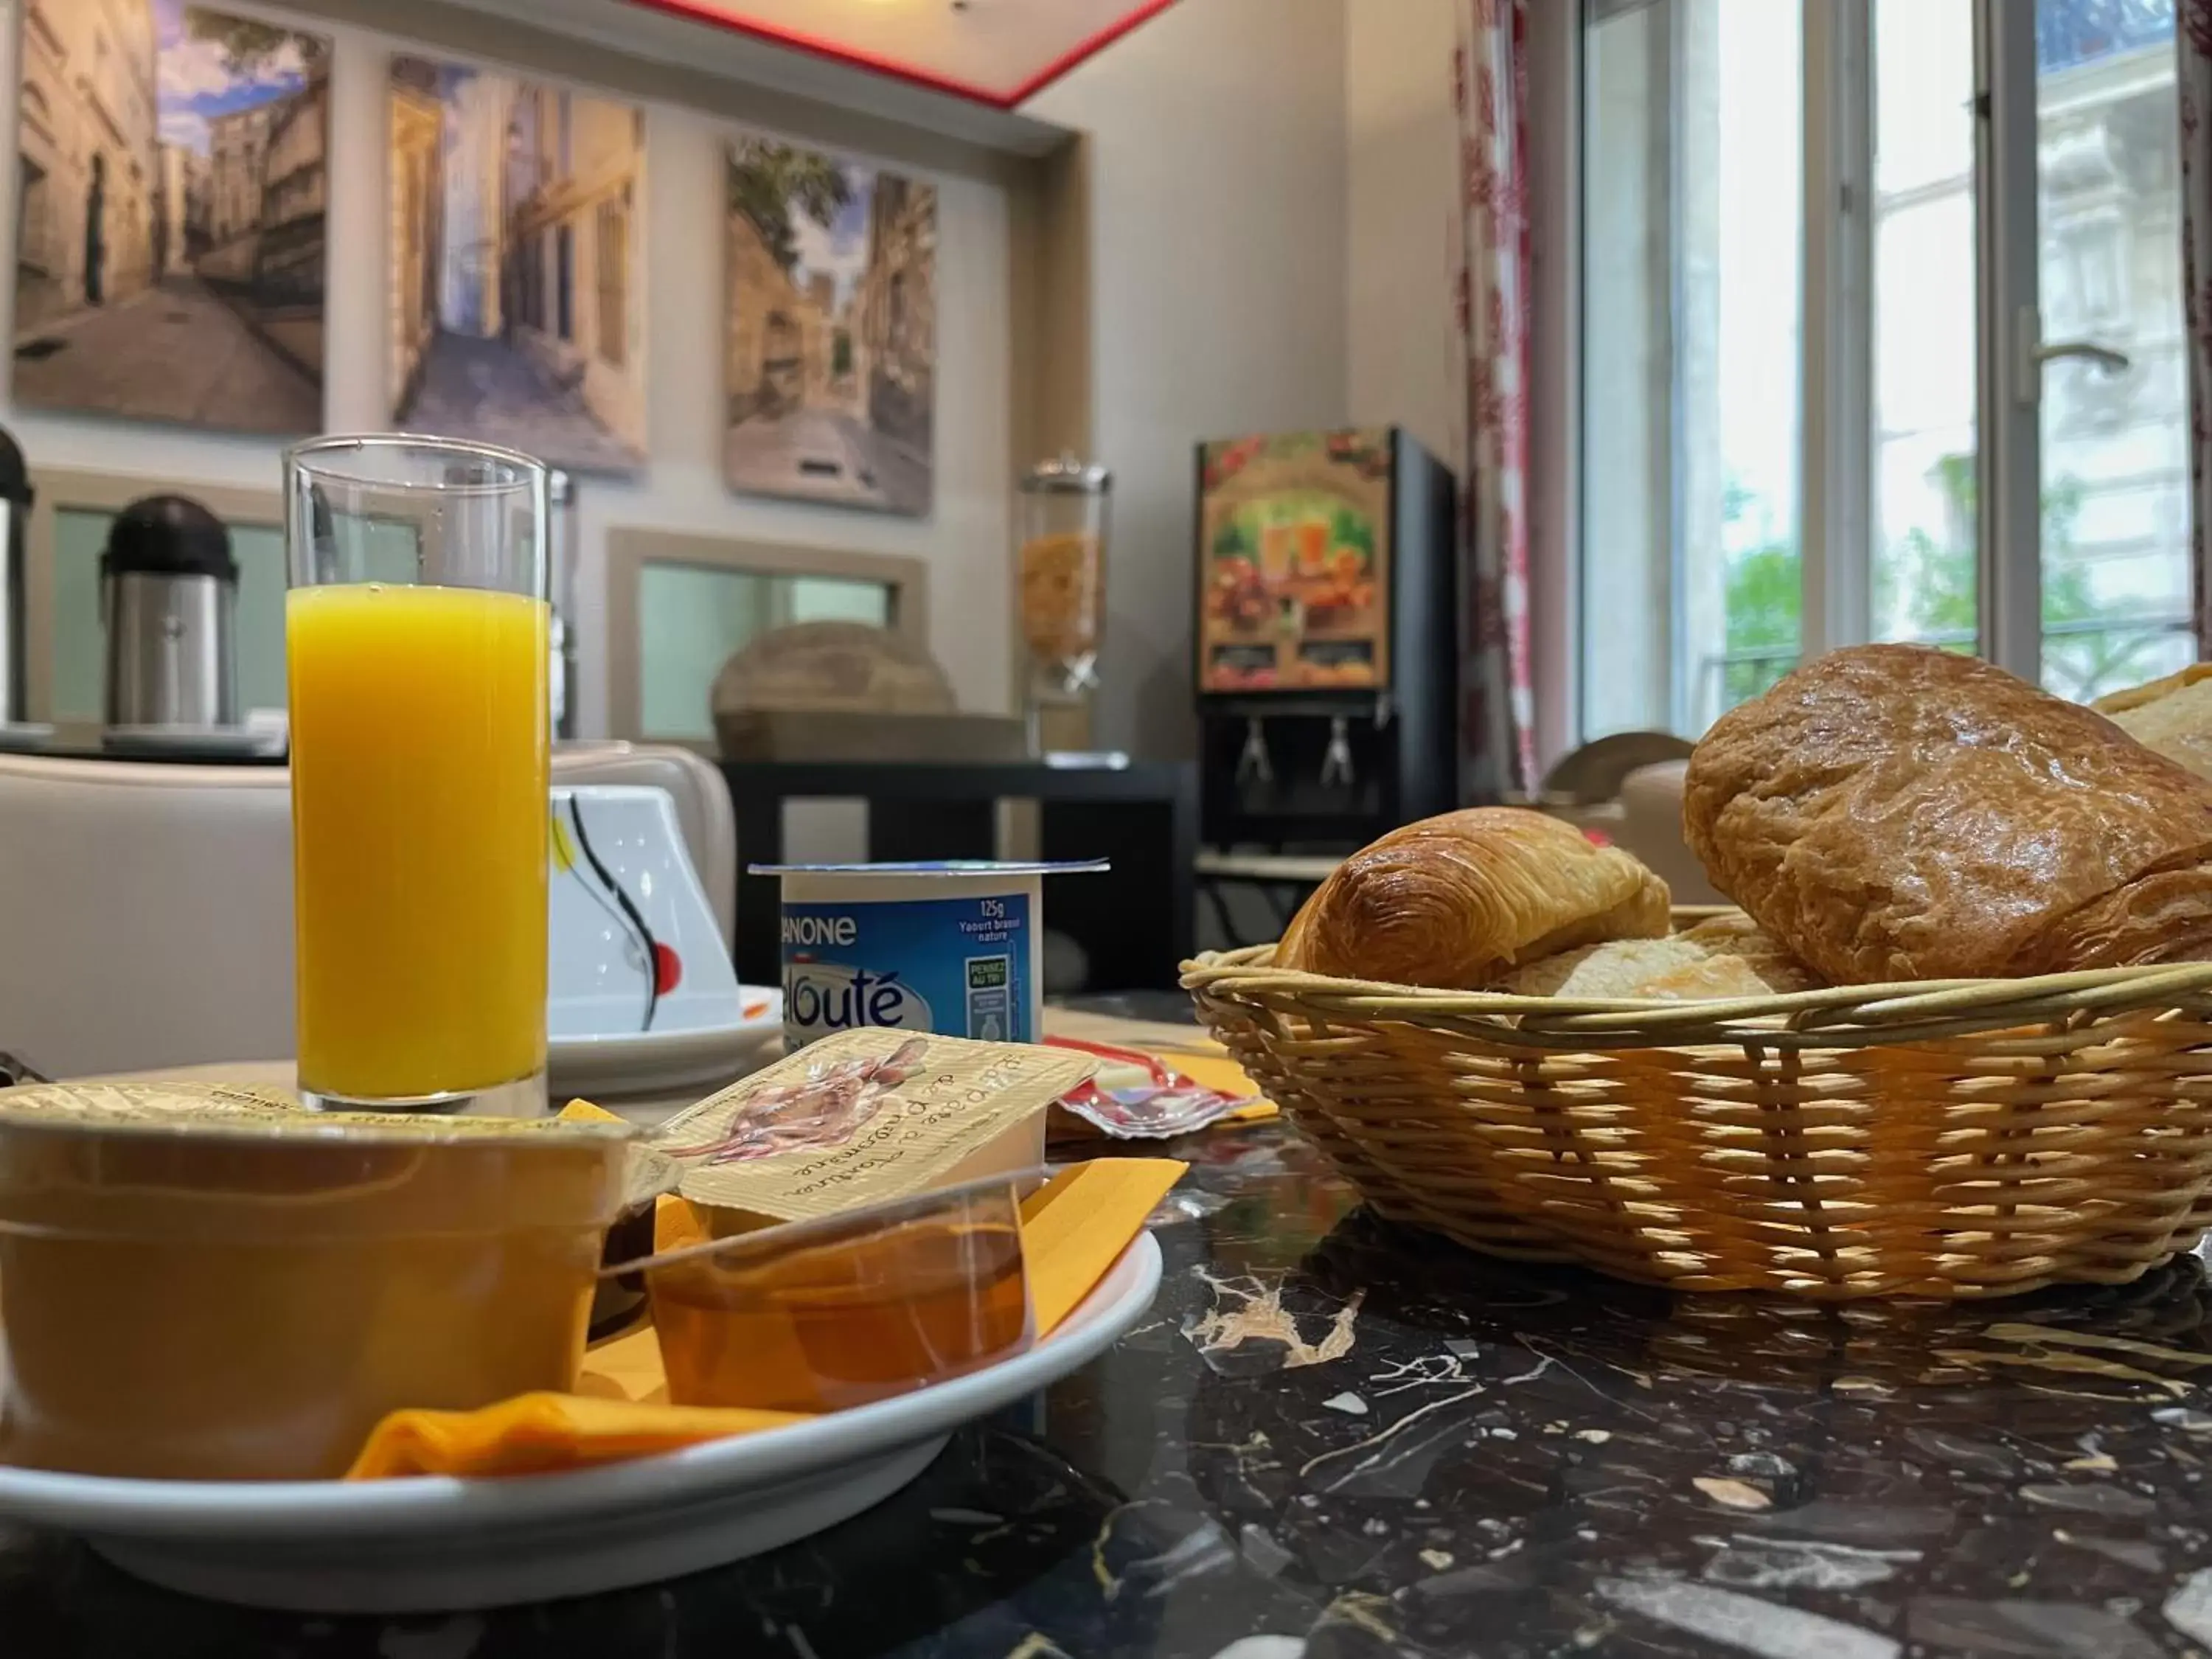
[1183,918,2212,1300]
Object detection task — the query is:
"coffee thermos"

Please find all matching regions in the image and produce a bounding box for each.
[101,495,239,728]
[0,427,32,728]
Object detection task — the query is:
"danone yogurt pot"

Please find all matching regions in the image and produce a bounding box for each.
[752,860,1107,1051]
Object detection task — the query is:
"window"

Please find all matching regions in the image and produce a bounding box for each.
[17,156,48,275]
[605,528,928,742]
[595,193,627,367]
[554,223,574,342]
[2035,0,2191,700]
[636,568,892,740]
[1581,0,1804,738]
[1576,0,2191,739]
[515,228,542,331]
[1870,1,1978,658]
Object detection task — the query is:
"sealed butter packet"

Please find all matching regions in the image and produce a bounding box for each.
[0,1079,307,1123]
[649,1029,1096,1228]
[0,1079,642,1480]
[0,1079,680,1216]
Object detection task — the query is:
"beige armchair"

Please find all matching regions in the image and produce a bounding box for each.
[1612,760,1723,906]
[0,744,737,1081]
[0,754,296,1078]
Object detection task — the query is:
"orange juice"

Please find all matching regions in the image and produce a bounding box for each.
[287,584,549,1101]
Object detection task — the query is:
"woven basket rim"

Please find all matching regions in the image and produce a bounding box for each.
[1181,942,2212,1049]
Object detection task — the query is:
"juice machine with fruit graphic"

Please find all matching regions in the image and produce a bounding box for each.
[1194,427,1458,848]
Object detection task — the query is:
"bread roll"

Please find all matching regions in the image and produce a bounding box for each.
[2093,664,2212,716]
[2095,667,2212,782]
[1683,644,2212,982]
[1278,807,1671,987]
[1498,914,1820,1001]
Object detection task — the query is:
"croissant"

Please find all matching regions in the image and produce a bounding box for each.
[1683,644,2212,981]
[1278,807,1671,988]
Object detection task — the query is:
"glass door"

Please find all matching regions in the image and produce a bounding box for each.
[1965,0,2188,694]
[1870,0,1979,657]
[1871,0,2185,700]
[1571,0,2194,742]
[2028,0,2191,700]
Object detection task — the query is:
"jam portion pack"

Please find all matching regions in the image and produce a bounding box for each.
[650,1029,1094,1226]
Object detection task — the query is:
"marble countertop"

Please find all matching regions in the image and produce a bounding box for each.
[14,1120,2212,1657]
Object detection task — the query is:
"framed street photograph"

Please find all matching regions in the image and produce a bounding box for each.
[389,57,646,475]
[726,136,936,515]
[14,1,329,434]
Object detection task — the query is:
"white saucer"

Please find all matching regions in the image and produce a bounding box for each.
[549,987,782,1096]
[0,1231,1162,1614]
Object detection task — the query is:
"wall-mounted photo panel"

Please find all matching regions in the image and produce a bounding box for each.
[726,136,936,515]
[389,56,646,474]
[15,1,329,434]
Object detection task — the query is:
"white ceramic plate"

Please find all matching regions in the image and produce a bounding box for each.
[0,1231,1163,1615]
[549,987,782,1096]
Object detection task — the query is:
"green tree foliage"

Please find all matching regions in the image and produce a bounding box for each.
[1719,451,2169,709]
[1717,481,1800,709]
[727,144,852,273]
[184,14,327,74]
[1720,545,1801,709]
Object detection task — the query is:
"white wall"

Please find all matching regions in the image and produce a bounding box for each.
[1344,0,1461,475]
[1026,0,1352,759]
[0,0,1013,737]
[1,0,1455,768]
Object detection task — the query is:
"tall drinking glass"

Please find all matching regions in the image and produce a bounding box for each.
[284,436,552,1116]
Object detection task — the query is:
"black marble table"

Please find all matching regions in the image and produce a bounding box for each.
[15,1122,2212,1658]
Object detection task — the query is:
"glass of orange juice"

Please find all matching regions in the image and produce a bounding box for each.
[283,436,551,1116]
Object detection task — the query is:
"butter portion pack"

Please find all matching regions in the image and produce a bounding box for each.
[0,1079,643,1481]
[0,1079,678,1214]
[650,1029,1094,1228]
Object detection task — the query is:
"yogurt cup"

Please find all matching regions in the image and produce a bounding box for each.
[751,860,1107,1052]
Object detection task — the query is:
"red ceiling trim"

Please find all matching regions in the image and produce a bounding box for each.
[616,0,1179,112]
[622,0,1015,105]
[1003,0,1179,105]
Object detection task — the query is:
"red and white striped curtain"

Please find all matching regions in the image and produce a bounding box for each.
[2183,1,2212,649]
[1455,0,1536,800]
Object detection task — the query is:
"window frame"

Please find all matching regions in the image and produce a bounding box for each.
[602,526,931,743]
[1550,0,2194,762]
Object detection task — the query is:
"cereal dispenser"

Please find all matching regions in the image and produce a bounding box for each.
[1015,453,1110,754]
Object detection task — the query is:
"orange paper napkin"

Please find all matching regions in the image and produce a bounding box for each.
[345,1150,1186,1481]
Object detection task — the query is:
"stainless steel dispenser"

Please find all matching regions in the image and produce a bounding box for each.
[101,495,238,729]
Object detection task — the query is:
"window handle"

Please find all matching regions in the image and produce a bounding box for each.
[2035,338,2132,374]
[2013,308,2132,406]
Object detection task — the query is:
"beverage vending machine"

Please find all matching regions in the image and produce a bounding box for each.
[1194,426,1460,849]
